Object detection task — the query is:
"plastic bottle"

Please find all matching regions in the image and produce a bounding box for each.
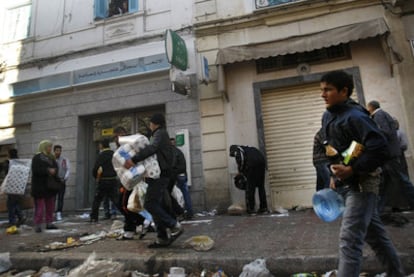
[312,188,345,222]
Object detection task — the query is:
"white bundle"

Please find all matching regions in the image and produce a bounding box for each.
[143,155,161,179]
[120,164,146,191]
[112,133,161,190]
[112,144,136,168]
[118,134,149,151]
[1,159,32,195]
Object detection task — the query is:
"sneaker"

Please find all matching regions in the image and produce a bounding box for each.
[46,223,58,230]
[117,231,134,240]
[56,212,62,221]
[257,208,270,214]
[170,222,183,237]
[148,237,172,248]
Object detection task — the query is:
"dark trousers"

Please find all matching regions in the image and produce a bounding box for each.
[144,177,177,239]
[7,194,24,224]
[56,182,66,212]
[378,157,414,212]
[245,164,268,212]
[119,189,145,232]
[90,179,120,220]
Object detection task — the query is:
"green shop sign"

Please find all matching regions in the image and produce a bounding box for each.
[165,29,188,71]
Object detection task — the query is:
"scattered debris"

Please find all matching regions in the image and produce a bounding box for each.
[0,253,11,274]
[67,252,124,277]
[183,235,214,251]
[227,204,244,216]
[239,259,273,277]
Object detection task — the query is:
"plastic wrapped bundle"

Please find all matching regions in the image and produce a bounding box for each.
[119,164,146,191]
[112,133,161,190]
[143,155,161,179]
[112,144,136,168]
[118,134,149,151]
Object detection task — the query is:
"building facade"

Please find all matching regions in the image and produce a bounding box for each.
[0,0,205,212]
[194,0,414,210]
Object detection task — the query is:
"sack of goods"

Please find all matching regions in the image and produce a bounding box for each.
[1,159,32,195]
[112,134,161,191]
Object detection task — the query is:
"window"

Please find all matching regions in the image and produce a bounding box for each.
[0,2,31,42]
[95,0,139,20]
[255,0,306,9]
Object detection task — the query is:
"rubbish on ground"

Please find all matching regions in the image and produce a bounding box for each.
[11,269,37,277]
[0,252,12,274]
[274,206,289,214]
[183,235,214,251]
[168,266,185,277]
[67,252,124,277]
[196,210,217,217]
[78,213,90,219]
[227,204,244,215]
[6,225,18,234]
[239,258,273,277]
[323,270,337,277]
[181,219,212,225]
[291,273,318,277]
[131,271,159,277]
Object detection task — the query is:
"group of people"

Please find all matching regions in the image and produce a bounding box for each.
[313,89,414,213]
[4,143,70,231]
[89,114,193,247]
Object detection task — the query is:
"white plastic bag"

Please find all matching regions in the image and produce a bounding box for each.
[171,185,184,208]
[127,181,148,213]
[67,252,124,277]
[239,259,273,277]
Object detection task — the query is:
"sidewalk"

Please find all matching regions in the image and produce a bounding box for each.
[0,208,413,276]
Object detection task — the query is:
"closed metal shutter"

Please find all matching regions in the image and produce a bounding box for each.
[261,83,326,208]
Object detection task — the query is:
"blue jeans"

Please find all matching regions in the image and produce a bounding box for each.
[338,190,405,277]
[176,174,193,215]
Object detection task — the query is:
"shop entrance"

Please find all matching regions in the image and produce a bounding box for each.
[82,107,164,208]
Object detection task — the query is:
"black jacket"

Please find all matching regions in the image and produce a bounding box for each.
[31,153,59,198]
[132,127,173,178]
[321,99,389,175]
[92,149,117,179]
[172,146,187,176]
[233,146,266,175]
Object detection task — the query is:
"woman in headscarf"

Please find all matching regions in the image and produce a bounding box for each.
[31,140,59,232]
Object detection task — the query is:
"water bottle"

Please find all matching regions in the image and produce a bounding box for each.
[312,188,345,222]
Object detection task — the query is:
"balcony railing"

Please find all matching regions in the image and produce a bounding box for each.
[255,0,306,9]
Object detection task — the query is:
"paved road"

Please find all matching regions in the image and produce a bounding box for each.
[1,209,413,276]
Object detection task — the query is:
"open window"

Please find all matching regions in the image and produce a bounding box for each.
[94,0,139,20]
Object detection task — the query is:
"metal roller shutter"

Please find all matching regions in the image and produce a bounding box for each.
[261,83,326,209]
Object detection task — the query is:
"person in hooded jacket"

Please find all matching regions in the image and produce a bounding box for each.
[125,113,183,248]
[229,145,269,215]
[31,140,59,232]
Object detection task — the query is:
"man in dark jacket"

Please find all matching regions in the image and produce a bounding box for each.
[229,145,268,215]
[90,139,119,222]
[367,100,414,212]
[125,113,183,248]
[320,70,404,277]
